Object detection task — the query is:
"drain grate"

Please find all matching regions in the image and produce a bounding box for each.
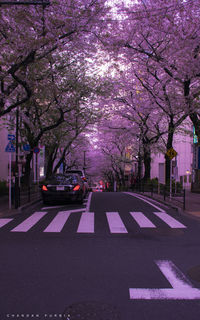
[63,301,121,320]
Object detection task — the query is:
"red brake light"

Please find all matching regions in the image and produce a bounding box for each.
[73,184,80,191]
[42,185,48,191]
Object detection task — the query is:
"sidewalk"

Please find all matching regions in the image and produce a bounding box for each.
[137,189,200,219]
[0,193,41,218]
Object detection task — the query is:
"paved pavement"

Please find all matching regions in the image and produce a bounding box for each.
[0,193,41,218]
[0,189,199,219]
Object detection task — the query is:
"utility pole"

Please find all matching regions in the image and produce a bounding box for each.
[15,105,20,208]
[83,150,86,173]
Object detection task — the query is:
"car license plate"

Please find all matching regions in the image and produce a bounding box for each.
[56,186,65,191]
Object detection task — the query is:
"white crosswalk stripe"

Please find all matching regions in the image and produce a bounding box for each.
[0,209,187,234]
[43,211,71,233]
[153,211,186,228]
[130,212,156,228]
[106,212,128,233]
[11,212,47,232]
[0,218,13,228]
[77,212,94,233]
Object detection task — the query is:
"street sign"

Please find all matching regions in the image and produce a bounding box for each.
[33,146,40,154]
[166,147,177,160]
[23,144,30,152]
[8,134,15,141]
[5,141,15,152]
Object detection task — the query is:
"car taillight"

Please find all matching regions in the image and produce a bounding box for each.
[82,177,87,181]
[73,184,80,191]
[42,185,48,191]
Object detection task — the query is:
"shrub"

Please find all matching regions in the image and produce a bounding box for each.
[0,180,8,196]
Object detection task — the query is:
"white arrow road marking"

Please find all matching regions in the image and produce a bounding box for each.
[129,260,200,300]
[153,212,186,228]
[130,212,156,228]
[0,219,13,228]
[43,211,71,233]
[11,212,47,232]
[106,212,128,233]
[77,212,94,233]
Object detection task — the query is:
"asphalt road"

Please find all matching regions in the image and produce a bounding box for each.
[0,191,200,320]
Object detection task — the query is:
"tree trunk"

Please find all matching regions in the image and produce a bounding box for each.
[165,122,174,185]
[23,151,33,185]
[142,143,151,182]
[45,145,58,179]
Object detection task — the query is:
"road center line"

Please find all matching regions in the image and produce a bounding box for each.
[85,192,92,212]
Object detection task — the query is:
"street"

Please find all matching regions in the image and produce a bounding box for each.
[1,192,200,320]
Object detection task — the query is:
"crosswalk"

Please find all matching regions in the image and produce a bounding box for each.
[0,210,187,234]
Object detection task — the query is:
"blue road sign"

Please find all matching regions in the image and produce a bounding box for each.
[33,147,40,154]
[5,142,15,152]
[8,134,15,141]
[23,144,30,152]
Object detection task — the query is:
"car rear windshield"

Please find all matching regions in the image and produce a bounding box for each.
[48,174,78,185]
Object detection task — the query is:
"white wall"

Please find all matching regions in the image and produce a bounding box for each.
[151,127,193,188]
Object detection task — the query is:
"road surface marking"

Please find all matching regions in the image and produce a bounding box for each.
[106,212,128,233]
[124,192,165,212]
[11,212,47,232]
[153,212,186,228]
[77,212,94,233]
[85,192,92,212]
[0,219,13,228]
[129,260,200,300]
[130,212,156,228]
[43,211,71,232]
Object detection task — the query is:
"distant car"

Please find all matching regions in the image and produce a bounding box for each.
[41,173,86,204]
[65,169,88,193]
[95,186,103,192]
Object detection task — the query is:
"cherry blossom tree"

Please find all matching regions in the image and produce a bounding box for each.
[0,0,109,117]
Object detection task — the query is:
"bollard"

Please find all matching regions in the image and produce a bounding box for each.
[183,189,185,210]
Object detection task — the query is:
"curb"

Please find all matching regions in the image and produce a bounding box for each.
[18,197,42,213]
[0,197,42,218]
[137,193,200,221]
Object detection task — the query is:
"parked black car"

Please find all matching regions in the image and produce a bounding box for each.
[41,173,86,205]
[65,169,88,193]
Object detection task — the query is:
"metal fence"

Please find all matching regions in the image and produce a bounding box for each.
[132,183,186,210]
[13,183,41,208]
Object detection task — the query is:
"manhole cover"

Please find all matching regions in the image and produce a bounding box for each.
[187,265,200,283]
[63,301,121,320]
